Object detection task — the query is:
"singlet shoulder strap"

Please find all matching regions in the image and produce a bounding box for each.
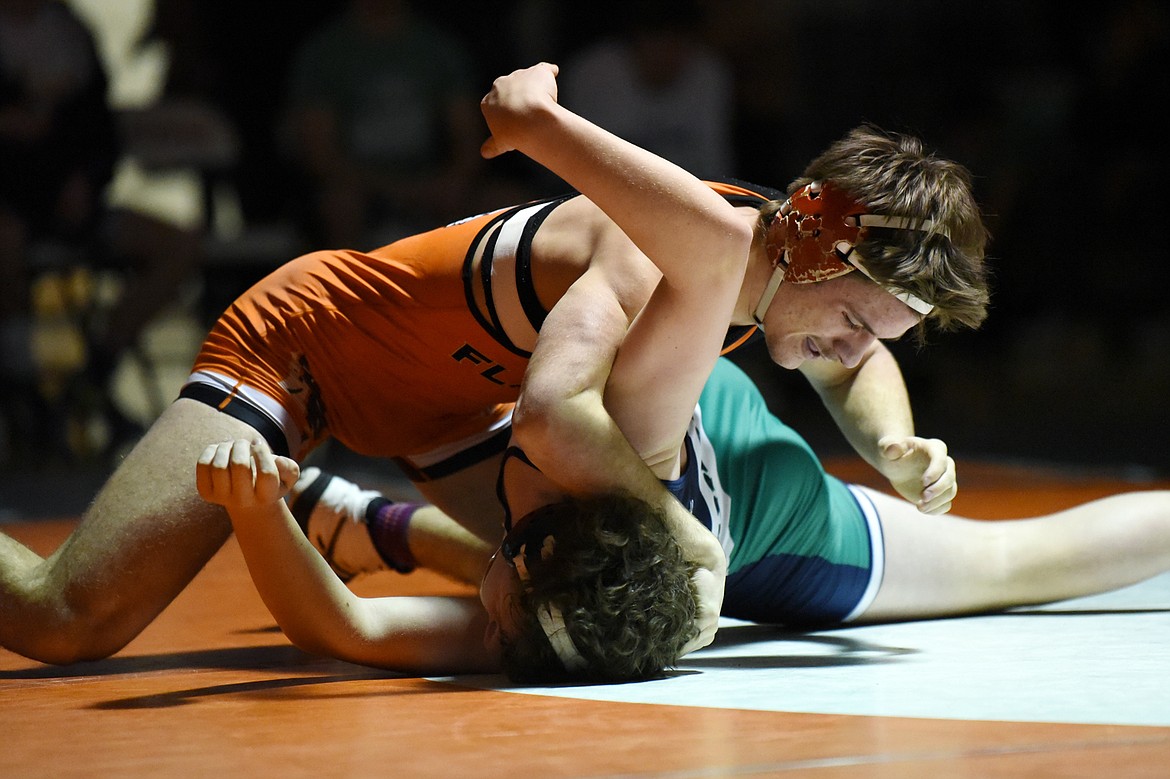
[496,444,540,533]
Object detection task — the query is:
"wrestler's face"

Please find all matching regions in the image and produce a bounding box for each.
[759,272,921,369]
[480,547,523,657]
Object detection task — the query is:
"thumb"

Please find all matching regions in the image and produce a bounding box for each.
[480,135,509,159]
[274,456,301,493]
[880,437,908,461]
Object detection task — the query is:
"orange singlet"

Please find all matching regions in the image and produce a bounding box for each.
[182,182,780,474]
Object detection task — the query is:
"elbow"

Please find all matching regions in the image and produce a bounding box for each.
[511,389,563,465]
[276,620,335,659]
[513,386,599,473]
[715,215,754,273]
[688,216,755,289]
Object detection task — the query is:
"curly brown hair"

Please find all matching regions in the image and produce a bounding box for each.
[499,493,699,684]
[759,124,991,336]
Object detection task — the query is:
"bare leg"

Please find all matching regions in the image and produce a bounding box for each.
[411,453,506,582]
[411,452,506,547]
[407,505,495,584]
[860,487,1170,622]
[0,399,261,663]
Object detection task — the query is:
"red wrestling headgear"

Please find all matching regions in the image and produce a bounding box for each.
[753,182,938,325]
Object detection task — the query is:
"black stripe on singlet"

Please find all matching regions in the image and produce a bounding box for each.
[495,444,538,533]
[477,217,511,347]
[711,178,781,353]
[513,200,561,333]
[715,177,787,205]
[461,195,573,358]
[462,207,522,355]
[179,383,291,458]
[391,423,513,483]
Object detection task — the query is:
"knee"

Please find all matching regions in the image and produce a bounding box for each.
[13,583,146,665]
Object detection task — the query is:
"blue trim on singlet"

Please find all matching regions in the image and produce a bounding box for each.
[497,438,711,535]
[660,432,713,531]
[723,553,871,627]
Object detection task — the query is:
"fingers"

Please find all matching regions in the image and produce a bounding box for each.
[879,435,959,514]
[916,438,955,513]
[249,440,282,505]
[918,459,957,514]
[195,443,217,501]
[680,568,723,656]
[916,440,957,514]
[274,455,301,497]
[195,438,290,509]
[197,440,243,503]
[479,62,561,160]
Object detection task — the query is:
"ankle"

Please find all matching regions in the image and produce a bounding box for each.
[367,499,421,573]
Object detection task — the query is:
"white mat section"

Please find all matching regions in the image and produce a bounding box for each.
[444,573,1170,727]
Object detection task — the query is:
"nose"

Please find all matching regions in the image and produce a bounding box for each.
[834,331,874,368]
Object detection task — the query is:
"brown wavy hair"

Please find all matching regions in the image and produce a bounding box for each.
[759,124,991,337]
[499,493,699,684]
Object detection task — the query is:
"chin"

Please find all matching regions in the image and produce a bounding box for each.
[767,342,801,370]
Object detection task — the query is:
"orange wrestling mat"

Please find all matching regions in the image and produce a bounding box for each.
[3,460,1169,778]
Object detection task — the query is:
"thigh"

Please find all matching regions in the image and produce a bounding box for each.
[45,399,263,632]
[855,487,1005,621]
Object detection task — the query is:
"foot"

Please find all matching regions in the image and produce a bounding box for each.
[287,467,390,582]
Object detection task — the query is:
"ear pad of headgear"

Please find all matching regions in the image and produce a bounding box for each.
[765,182,866,284]
[501,502,562,584]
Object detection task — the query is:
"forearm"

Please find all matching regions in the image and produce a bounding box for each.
[482,65,748,288]
[227,500,371,658]
[518,107,744,274]
[807,344,915,473]
[520,392,726,573]
[198,440,495,673]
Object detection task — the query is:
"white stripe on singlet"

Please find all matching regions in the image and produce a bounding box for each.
[480,202,550,354]
[398,407,515,469]
[183,370,303,456]
[841,484,885,623]
[686,405,735,561]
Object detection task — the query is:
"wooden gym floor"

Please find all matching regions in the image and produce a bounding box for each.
[2,459,1169,778]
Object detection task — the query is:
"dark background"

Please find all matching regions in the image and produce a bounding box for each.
[2,0,1167,522]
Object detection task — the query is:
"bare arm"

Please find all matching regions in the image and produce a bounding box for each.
[512,270,727,654]
[801,341,957,514]
[480,64,751,299]
[488,63,746,539]
[485,64,746,651]
[196,440,496,675]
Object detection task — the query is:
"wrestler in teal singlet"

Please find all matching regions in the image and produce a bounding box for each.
[698,358,883,625]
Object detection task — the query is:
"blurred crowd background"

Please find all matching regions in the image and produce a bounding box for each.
[1,0,1167,500]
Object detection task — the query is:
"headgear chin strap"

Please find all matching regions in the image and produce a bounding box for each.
[752,182,938,326]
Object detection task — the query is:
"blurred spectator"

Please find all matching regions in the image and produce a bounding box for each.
[283,0,488,248]
[0,0,200,461]
[144,0,343,228]
[559,0,736,180]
